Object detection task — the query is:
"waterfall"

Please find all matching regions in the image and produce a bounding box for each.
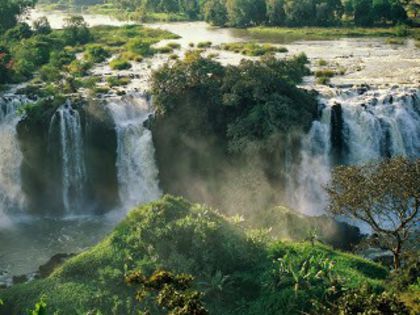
[289,87,420,215]
[49,100,86,213]
[0,95,28,221]
[106,94,161,210]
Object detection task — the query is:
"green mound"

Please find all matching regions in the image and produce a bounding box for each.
[0,196,387,314]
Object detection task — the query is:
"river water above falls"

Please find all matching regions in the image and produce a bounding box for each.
[0,9,419,282]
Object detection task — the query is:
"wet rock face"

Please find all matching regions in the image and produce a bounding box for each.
[17,98,120,215]
[330,103,347,165]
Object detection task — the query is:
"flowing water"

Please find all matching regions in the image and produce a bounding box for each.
[0,94,28,224]
[107,95,161,210]
[0,9,418,282]
[48,101,87,214]
[289,87,420,215]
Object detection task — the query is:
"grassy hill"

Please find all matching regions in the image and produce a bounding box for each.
[0,195,390,314]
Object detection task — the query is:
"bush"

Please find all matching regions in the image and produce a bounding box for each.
[33,17,52,35]
[106,76,131,87]
[39,64,62,82]
[62,16,91,45]
[109,58,132,70]
[314,284,409,314]
[221,42,288,56]
[154,46,174,54]
[197,41,212,48]
[4,23,33,41]
[67,60,93,77]
[84,44,110,63]
[126,38,155,56]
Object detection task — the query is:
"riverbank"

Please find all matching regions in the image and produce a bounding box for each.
[245,25,420,43]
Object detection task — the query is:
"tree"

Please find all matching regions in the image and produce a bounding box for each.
[226,0,266,27]
[284,0,317,26]
[326,157,420,270]
[266,0,286,25]
[33,16,52,35]
[352,0,374,26]
[0,46,13,84]
[0,0,36,33]
[204,0,228,26]
[62,16,91,45]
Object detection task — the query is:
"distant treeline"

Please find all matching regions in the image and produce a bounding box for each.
[38,0,419,27]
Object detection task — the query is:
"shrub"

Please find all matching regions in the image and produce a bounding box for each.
[84,44,110,63]
[126,38,156,56]
[106,76,131,87]
[315,69,335,78]
[67,60,93,77]
[154,46,173,54]
[110,58,132,70]
[4,23,33,41]
[167,42,181,49]
[33,17,52,35]
[197,41,212,48]
[62,16,91,45]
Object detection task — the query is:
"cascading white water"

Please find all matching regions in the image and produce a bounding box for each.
[49,100,86,213]
[106,94,161,210]
[0,95,28,222]
[290,87,420,215]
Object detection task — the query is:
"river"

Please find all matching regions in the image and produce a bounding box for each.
[0,9,418,284]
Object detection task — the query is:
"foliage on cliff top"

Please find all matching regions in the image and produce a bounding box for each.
[0,18,176,86]
[151,51,317,153]
[1,195,389,314]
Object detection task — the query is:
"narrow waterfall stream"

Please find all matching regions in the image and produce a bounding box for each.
[289,87,420,215]
[0,95,28,222]
[106,94,161,210]
[48,101,87,214]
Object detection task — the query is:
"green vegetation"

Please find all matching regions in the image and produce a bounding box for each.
[220,42,288,56]
[1,195,395,314]
[0,0,35,34]
[109,58,132,70]
[106,75,131,87]
[246,25,420,43]
[0,16,176,89]
[152,51,316,153]
[315,69,336,84]
[84,44,110,63]
[197,41,213,48]
[39,0,418,28]
[126,270,208,314]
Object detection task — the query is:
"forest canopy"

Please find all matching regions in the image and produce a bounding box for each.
[37,0,418,26]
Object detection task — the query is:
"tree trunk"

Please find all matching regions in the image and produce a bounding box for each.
[393,251,400,270]
[393,235,402,270]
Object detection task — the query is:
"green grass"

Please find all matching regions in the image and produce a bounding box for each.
[246,26,420,43]
[0,195,388,315]
[220,42,288,56]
